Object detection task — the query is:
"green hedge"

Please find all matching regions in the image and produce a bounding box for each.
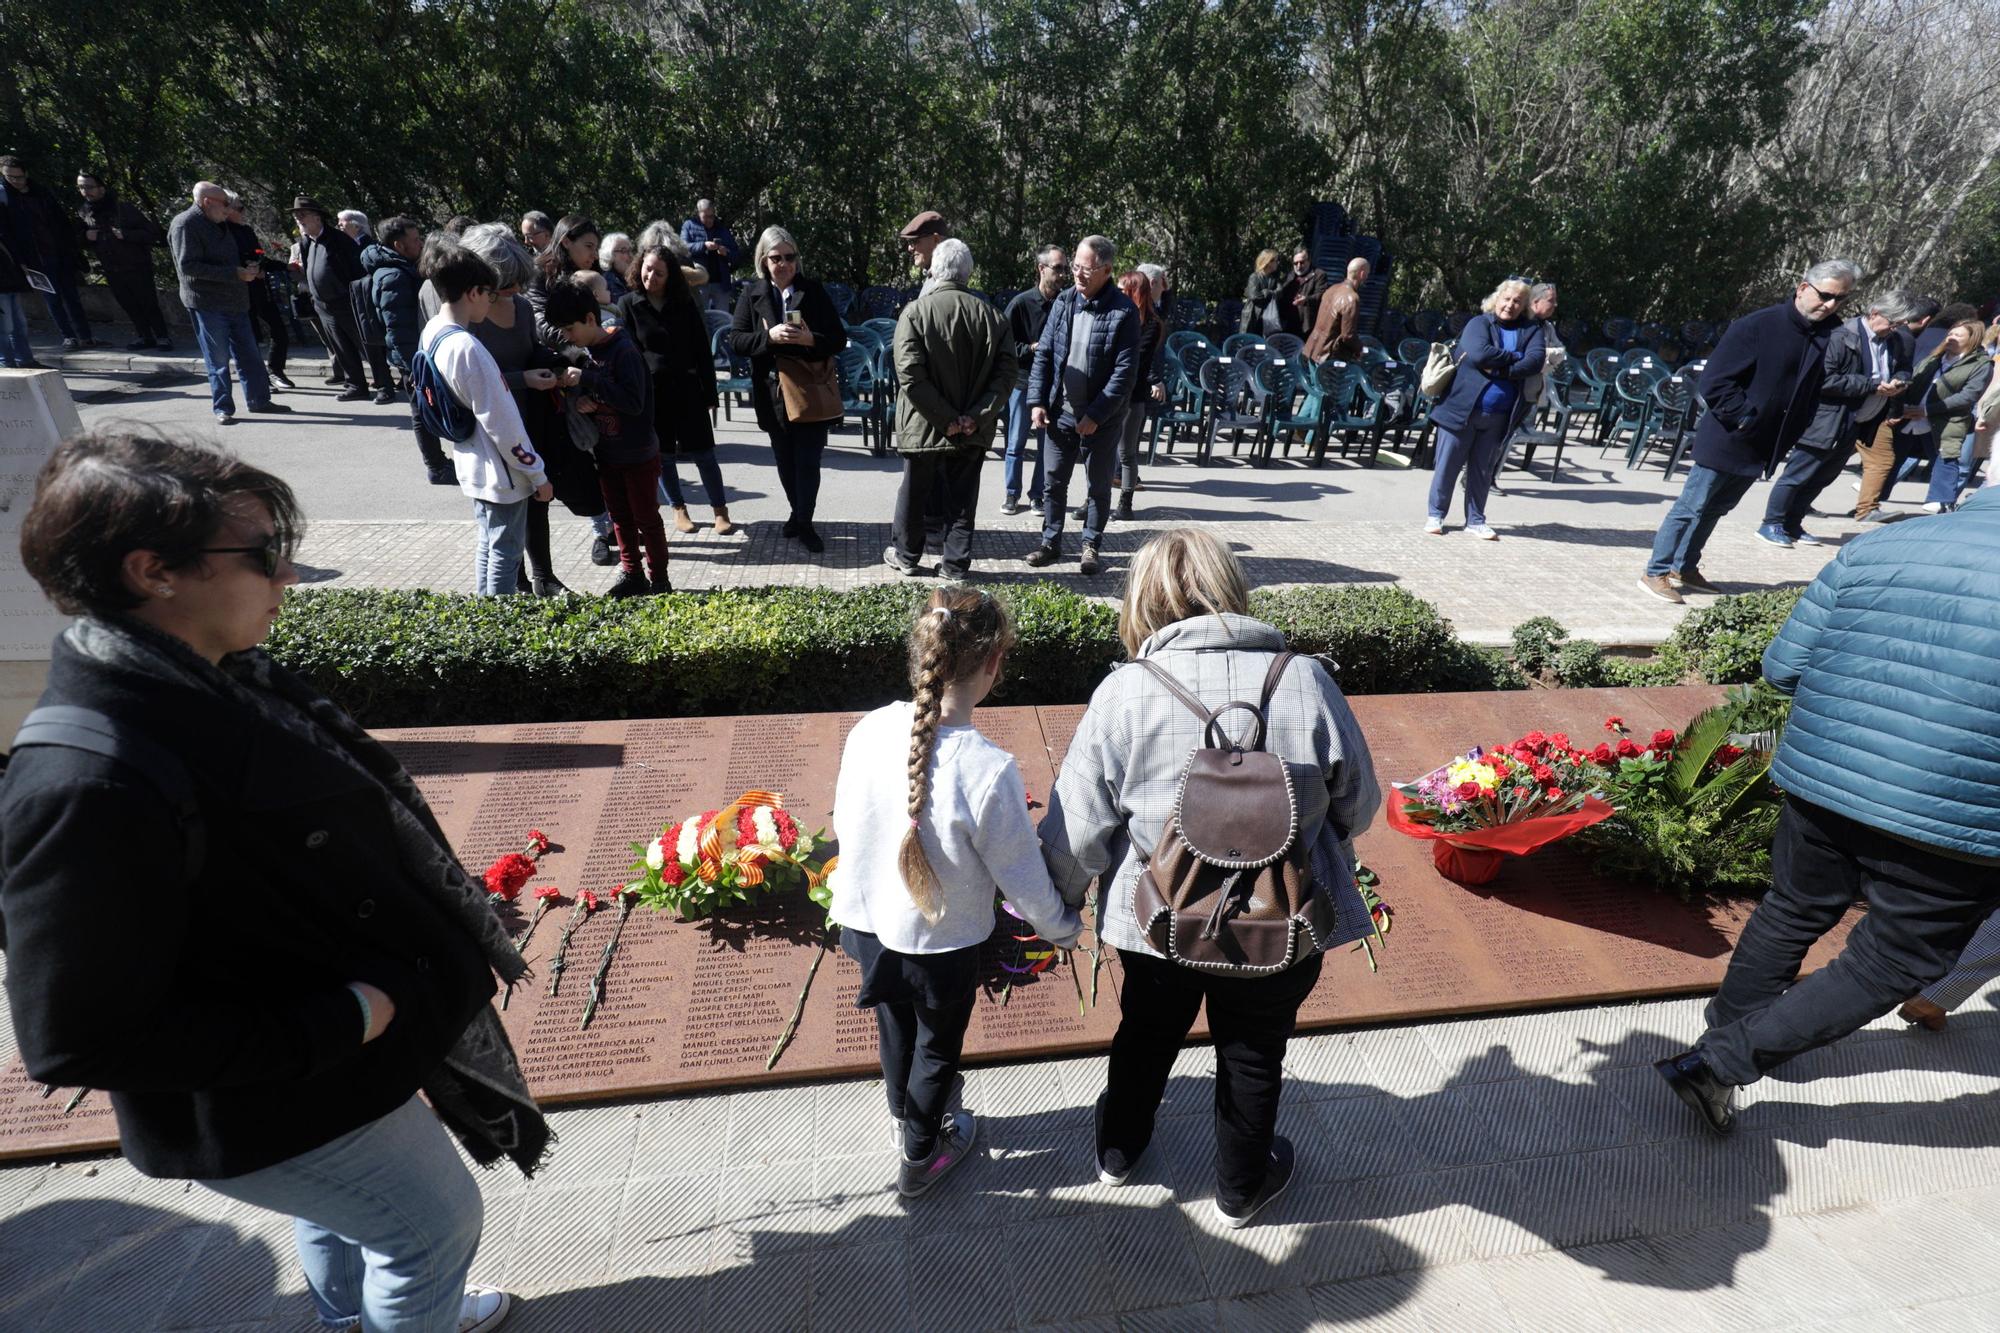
[266,582,1516,727]
[1515,587,1808,690]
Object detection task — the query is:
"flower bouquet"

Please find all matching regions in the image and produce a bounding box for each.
[1386,728,1620,886]
[629,790,831,918]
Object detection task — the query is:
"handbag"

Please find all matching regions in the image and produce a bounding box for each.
[776,354,842,424]
[1419,340,1457,399]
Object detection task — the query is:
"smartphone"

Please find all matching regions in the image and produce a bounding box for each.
[785,310,804,327]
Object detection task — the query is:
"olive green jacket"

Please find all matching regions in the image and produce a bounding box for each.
[1910,347,1994,461]
[893,281,1018,455]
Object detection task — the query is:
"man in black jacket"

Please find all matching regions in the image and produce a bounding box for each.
[1001,244,1066,515]
[0,155,96,349]
[292,194,371,400]
[1638,259,1856,604]
[1758,289,1914,545]
[224,192,293,386]
[76,170,171,351]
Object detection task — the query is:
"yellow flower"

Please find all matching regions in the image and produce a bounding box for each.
[1447,759,1499,792]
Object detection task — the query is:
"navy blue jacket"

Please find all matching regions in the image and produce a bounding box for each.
[577,327,659,466]
[1026,282,1139,429]
[680,218,741,288]
[1764,486,2000,861]
[362,245,425,370]
[1691,300,1837,477]
[1429,314,1547,433]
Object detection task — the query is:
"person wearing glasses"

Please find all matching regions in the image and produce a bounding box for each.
[1,429,541,1333]
[1023,235,1138,576]
[1001,245,1067,515]
[1639,260,1855,604]
[1281,249,1327,333]
[730,226,847,553]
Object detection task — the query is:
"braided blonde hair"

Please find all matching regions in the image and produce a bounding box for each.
[900,587,1015,921]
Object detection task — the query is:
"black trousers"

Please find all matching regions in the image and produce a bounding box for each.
[104,269,170,341]
[768,418,828,525]
[1762,431,1859,532]
[1041,416,1121,549]
[894,450,982,574]
[842,928,979,1159]
[313,299,368,388]
[248,289,290,371]
[1103,948,1323,1211]
[1699,797,2000,1086]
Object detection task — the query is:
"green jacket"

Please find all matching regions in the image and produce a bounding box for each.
[1910,346,1994,461]
[893,281,1017,455]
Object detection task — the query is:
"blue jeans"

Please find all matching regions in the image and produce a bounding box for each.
[1042,415,1120,548]
[1924,429,1980,507]
[1645,463,1758,577]
[1003,386,1045,503]
[472,496,529,594]
[197,1097,485,1332]
[192,308,273,414]
[0,293,30,365]
[657,452,728,509]
[1427,412,1510,526]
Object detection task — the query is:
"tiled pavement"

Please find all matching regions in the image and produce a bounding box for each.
[7,976,2000,1331]
[293,512,1840,648]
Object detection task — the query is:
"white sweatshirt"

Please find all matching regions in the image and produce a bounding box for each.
[420,313,549,503]
[828,701,1082,953]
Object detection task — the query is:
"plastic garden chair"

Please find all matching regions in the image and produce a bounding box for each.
[1396,337,1430,367]
[1321,361,1385,466]
[1266,332,1305,363]
[1150,352,1206,461]
[1254,356,1321,463]
[710,327,753,423]
[822,282,855,321]
[834,345,884,454]
[1198,356,1262,464]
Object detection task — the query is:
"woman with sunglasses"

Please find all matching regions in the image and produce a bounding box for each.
[0,430,543,1333]
[729,226,847,553]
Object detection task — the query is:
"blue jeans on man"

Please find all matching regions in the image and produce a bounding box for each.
[0,293,32,366]
[1427,411,1511,527]
[1762,440,1852,535]
[472,497,529,595]
[1042,413,1121,549]
[197,1096,486,1333]
[191,308,274,415]
[1645,463,1759,578]
[1003,385,1045,506]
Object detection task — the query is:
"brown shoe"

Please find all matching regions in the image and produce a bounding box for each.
[1900,996,1949,1032]
[673,505,697,534]
[1637,573,1683,604]
[711,507,736,536]
[1673,568,1723,595]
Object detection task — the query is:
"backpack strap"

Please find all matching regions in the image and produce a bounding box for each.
[1258,651,1299,716]
[11,706,204,883]
[1133,658,1213,727]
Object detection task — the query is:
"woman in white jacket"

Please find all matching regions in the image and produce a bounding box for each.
[417,244,553,595]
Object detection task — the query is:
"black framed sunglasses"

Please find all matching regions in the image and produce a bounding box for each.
[200,534,285,577]
[1804,282,1849,306]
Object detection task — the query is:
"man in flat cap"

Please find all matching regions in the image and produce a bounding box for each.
[292,194,371,400]
[902,211,949,297]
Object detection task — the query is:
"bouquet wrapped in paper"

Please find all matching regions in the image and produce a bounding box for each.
[1387,727,1632,885]
[630,790,830,917]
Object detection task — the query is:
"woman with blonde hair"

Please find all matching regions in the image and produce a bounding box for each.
[1240,248,1288,334]
[1039,529,1382,1228]
[1911,304,1995,511]
[827,587,1080,1198]
[1423,277,1546,539]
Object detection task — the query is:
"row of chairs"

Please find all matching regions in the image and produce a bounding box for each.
[702,310,899,453]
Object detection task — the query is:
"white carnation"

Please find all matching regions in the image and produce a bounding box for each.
[752,806,779,848]
[676,818,702,863]
[645,838,665,870]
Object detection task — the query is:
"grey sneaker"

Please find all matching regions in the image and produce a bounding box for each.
[1466,524,1499,541]
[897,1111,978,1198]
[1423,516,1445,535]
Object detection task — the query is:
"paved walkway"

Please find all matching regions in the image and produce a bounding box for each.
[6,965,1999,1331]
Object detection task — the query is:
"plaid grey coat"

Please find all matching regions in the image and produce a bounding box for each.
[1038,613,1384,961]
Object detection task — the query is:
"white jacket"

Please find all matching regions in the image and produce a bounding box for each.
[420,313,549,504]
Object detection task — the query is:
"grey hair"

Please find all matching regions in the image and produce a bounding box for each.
[1866,287,1918,323]
[695,198,715,213]
[458,222,536,290]
[929,238,973,283]
[192,180,227,204]
[1803,259,1861,288]
[1529,282,1557,304]
[1480,278,1532,315]
[223,189,244,208]
[600,232,633,267]
[1136,262,1165,283]
[337,209,370,235]
[636,220,691,262]
[1078,235,1116,268]
[753,225,800,278]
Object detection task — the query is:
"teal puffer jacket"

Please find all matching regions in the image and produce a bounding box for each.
[1763,486,2000,860]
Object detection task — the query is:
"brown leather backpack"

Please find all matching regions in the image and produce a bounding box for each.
[1131,651,1336,975]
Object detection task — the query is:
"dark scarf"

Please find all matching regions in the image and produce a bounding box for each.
[68,616,551,1177]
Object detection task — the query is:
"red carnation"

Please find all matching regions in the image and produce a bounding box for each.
[484,852,536,900]
[533,885,562,902]
[526,829,551,855]
[737,807,759,848]
[1532,763,1555,783]
[772,808,800,851]
[1616,738,1642,759]
[1604,716,1625,732]
[660,822,681,853]
[1545,784,1564,798]
[1591,743,1615,764]
[1523,730,1548,752]
[1549,732,1571,751]
[661,858,686,886]
[579,889,603,913]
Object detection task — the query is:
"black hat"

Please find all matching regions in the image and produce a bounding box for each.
[289,195,329,217]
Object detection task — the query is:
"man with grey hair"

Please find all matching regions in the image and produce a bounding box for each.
[1024,235,1137,575]
[1640,259,1855,603]
[884,238,1015,578]
[169,181,290,423]
[336,209,370,242]
[681,199,740,313]
[1759,287,1914,545]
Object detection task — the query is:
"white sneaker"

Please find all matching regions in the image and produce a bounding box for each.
[1922,502,1945,514]
[1466,524,1499,541]
[460,1285,513,1333]
[1423,516,1445,535]
[1850,480,1861,491]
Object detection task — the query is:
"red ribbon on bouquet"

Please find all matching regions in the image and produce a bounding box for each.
[1385,796,1614,886]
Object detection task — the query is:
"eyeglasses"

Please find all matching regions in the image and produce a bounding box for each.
[1804,282,1849,306]
[1506,274,1538,285]
[767,252,798,264]
[201,534,286,577]
[1071,263,1102,276]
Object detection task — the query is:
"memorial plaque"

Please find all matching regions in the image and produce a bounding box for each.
[0,689,1863,1162]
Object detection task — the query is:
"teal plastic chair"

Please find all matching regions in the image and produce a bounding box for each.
[1149,352,1205,461]
[1254,356,1322,464]
[1198,356,1261,464]
[835,345,884,454]
[710,326,753,423]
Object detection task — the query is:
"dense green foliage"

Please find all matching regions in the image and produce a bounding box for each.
[6,0,1993,316]
[264,581,1512,726]
[1514,588,1808,690]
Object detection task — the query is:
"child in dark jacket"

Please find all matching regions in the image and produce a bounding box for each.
[542,274,666,595]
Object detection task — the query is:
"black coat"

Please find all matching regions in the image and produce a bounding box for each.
[729,276,847,436]
[300,224,365,307]
[0,635,497,1180]
[1691,300,1837,477]
[1795,316,1910,453]
[0,179,80,267]
[78,190,163,276]
[619,288,719,456]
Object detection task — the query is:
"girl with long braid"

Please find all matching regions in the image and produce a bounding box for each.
[826,587,1082,1197]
